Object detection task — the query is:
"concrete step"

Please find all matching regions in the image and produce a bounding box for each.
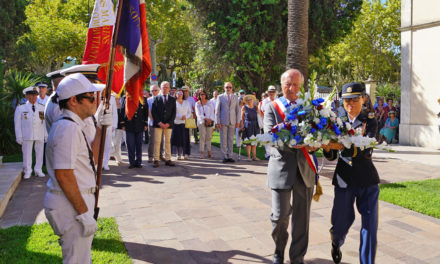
[0,162,23,218]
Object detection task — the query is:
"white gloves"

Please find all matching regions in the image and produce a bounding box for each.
[95,103,113,128]
[75,212,97,237]
[16,138,23,145]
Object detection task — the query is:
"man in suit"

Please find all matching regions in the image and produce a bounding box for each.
[151,81,176,167]
[263,69,317,264]
[120,96,148,169]
[215,82,241,163]
[323,83,379,264]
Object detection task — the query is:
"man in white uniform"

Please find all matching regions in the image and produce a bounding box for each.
[14,86,46,179]
[261,85,277,159]
[43,73,111,264]
[36,82,50,106]
[100,93,118,170]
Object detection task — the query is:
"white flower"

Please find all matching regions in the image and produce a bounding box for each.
[277,139,284,147]
[319,108,331,118]
[289,139,297,146]
[337,117,343,127]
[296,98,304,106]
[345,122,352,130]
[314,117,320,124]
[322,138,330,145]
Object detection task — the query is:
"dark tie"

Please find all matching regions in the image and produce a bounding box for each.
[32,105,35,112]
[164,95,167,104]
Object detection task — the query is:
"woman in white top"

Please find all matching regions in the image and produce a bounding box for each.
[195,89,215,158]
[171,89,192,160]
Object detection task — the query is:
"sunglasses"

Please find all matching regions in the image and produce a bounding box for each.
[77,94,96,103]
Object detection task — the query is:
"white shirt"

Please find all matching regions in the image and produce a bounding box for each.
[185,96,196,112]
[261,97,274,113]
[147,96,155,126]
[46,110,96,192]
[174,100,192,125]
[37,95,49,106]
[14,101,46,141]
[195,101,215,125]
[210,98,217,112]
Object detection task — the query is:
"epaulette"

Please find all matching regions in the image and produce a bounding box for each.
[38,102,45,106]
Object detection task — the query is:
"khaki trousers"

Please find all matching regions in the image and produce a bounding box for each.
[154,128,172,161]
[198,124,213,152]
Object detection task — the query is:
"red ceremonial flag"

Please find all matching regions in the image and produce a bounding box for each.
[116,0,152,120]
[82,0,125,95]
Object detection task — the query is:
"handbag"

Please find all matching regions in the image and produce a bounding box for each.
[204,119,214,127]
[185,117,197,129]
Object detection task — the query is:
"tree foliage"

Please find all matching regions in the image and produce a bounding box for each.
[188,0,362,94]
[310,0,401,87]
[19,0,90,74]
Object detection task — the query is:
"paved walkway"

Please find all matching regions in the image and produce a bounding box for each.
[1,143,440,263]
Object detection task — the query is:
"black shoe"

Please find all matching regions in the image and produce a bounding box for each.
[331,243,342,263]
[135,164,142,168]
[273,250,284,264]
[128,165,135,169]
[227,158,235,163]
[222,158,228,163]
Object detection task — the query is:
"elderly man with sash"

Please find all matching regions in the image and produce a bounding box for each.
[263,69,318,264]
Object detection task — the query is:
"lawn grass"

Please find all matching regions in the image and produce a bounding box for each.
[2,153,22,163]
[379,178,440,219]
[210,131,322,160]
[0,217,131,264]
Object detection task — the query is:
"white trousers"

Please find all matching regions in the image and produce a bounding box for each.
[103,127,113,167]
[198,124,213,152]
[111,129,124,162]
[44,192,95,264]
[22,140,44,175]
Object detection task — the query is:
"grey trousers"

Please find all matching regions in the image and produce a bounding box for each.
[220,124,235,159]
[270,171,313,264]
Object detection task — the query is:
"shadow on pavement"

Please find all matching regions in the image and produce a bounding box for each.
[121,240,272,263]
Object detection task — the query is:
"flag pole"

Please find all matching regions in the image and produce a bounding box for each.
[94,0,124,220]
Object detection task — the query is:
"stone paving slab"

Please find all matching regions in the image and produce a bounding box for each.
[0,162,23,218]
[0,143,439,263]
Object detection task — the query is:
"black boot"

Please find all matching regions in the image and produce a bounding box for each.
[331,243,342,263]
[273,250,284,264]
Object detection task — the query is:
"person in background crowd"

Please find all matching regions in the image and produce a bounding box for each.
[170,87,176,97]
[152,81,176,168]
[147,85,162,162]
[121,96,148,169]
[171,89,192,160]
[195,89,215,159]
[379,110,399,144]
[143,90,150,144]
[323,82,379,264]
[183,86,195,153]
[216,82,241,163]
[192,89,200,144]
[362,93,374,113]
[257,92,268,133]
[111,95,125,165]
[14,86,46,179]
[373,96,388,110]
[384,98,396,114]
[261,85,277,160]
[240,94,259,161]
[236,89,246,148]
[100,92,118,171]
[337,99,346,117]
[36,82,49,106]
[374,98,386,139]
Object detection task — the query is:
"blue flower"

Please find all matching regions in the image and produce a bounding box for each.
[273,133,279,140]
[311,128,316,134]
[291,107,300,114]
[311,100,319,106]
[297,111,306,116]
[290,126,297,135]
[317,124,323,130]
[287,114,297,121]
[294,135,302,143]
[333,124,341,136]
[317,98,325,104]
[320,117,327,126]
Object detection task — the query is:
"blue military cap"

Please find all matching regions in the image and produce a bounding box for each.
[35,81,48,88]
[341,82,365,99]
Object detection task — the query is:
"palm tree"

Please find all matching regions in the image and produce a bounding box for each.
[286,0,309,82]
[0,71,41,108]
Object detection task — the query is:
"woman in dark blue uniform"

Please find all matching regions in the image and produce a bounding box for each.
[323,82,379,264]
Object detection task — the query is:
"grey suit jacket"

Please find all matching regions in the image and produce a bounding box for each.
[263,101,316,189]
[215,93,241,125]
